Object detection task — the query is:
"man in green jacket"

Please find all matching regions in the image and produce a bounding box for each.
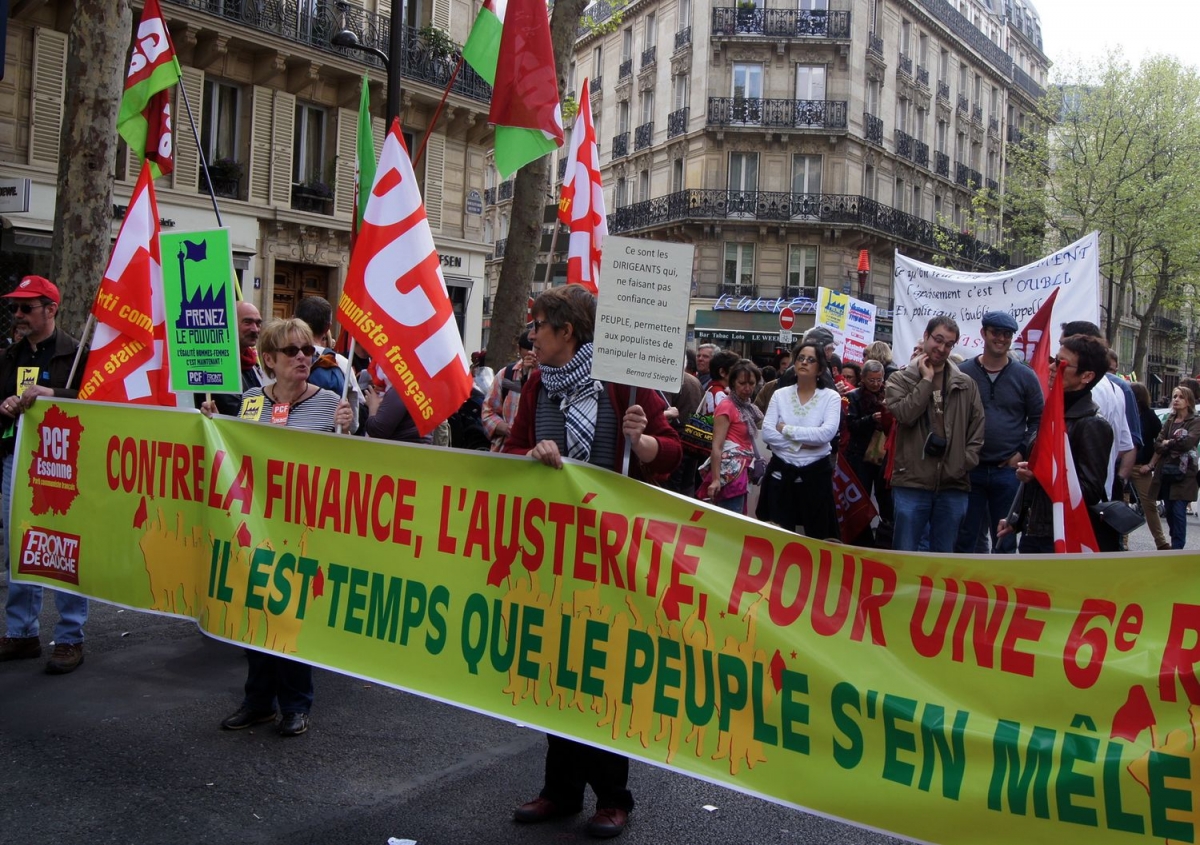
[885,315,985,552]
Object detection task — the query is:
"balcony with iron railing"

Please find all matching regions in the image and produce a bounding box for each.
[619,58,633,79]
[1007,125,1023,144]
[971,104,983,123]
[783,286,819,301]
[719,282,758,298]
[1011,65,1046,101]
[668,107,689,138]
[985,177,998,192]
[955,162,974,187]
[711,7,851,39]
[864,112,884,145]
[914,139,930,168]
[577,0,617,35]
[558,158,568,181]
[675,26,692,50]
[708,97,848,130]
[605,188,1007,269]
[957,94,969,116]
[895,129,914,159]
[641,46,656,68]
[969,167,983,188]
[937,80,950,102]
[634,121,653,151]
[935,150,949,178]
[495,238,506,258]
[868,32,883,57]
[484,187,496,205]
[911,0,1012,78]
[612,131,629,159]
[898,54,913,78]
[988,116,999,135]
[916,65,929,88]
[591,75,602,93]
[498,180,514,201]
[165,0,495,105]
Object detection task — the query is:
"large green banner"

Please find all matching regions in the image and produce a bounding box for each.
[11,399,1200,845]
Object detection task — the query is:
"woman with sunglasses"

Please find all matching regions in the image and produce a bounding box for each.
[202,318,352,737]
[760,341,842,539]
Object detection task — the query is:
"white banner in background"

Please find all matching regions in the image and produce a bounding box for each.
[892,232,1100,360]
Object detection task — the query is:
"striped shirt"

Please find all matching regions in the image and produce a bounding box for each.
[534,385,619,469]
[239,386,341,432]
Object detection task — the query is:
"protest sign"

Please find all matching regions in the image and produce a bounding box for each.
[592,235,694,392]
[892,232,1100,359]
[10,399,1200,845]
[159,229,240,392]
[815,288,877,364]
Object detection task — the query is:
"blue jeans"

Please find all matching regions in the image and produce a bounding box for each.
[956,465,1021,553]
[715,493,746,514]
[1164,499,1188,550]
[3,454,88,644]
[892,486,970,553]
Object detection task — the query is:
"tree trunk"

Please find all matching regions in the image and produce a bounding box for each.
[486,0,588,370]
[1131,250,1172,389]
[50,0,132,338]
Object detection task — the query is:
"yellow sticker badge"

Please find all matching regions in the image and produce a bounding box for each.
[238,395,264,421]
[17,367,39,391]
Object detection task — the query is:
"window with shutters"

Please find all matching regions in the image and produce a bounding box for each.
[786,245,817,293]
[293,103,328,186]
[200,81,242,198]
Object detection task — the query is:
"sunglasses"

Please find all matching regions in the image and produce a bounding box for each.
[275,344,316,359]
[795,355,819,365]
[530,319,551,332]
[8,302,46,315]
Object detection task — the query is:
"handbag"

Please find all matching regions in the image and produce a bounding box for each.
[863,429,888,465]
[1160,462,1186,483]
[1089,482,1145,535]
[680,391,716,459]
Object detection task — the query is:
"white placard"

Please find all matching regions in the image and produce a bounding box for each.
[592,235,695,392]
[815,288,877,364]
[0,178,31,214]
[892,232,1100,359]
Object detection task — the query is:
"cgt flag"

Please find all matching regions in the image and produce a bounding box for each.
[1014,287,1060,397]
[78,163,174,405]
[337,119,472,436]
[117,0,182,178]
[557,78,606,294]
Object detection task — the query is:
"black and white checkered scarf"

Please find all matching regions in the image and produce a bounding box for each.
[539,342,602,462]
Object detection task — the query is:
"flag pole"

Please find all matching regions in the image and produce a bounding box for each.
[176,79,243,301]
[336,337,358,435]
[621,386,638,476]
[541,198,561,288]
[412,56,464,169]
[66,315,98,391]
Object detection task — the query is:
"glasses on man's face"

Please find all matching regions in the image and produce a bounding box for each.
[1051,358,1078,371]
[276,344,316,359]
[929,334,956,349]
[795,355,819,365]
[531,319,550,332]
[8,302,45,315]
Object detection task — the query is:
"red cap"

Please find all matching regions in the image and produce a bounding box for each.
[857,250,871,273]
[5,275,60,304]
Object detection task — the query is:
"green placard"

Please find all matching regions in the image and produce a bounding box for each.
[160,228,240,392]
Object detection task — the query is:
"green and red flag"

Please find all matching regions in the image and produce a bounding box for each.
[353,75,377,243]
[468,0,563,178]
[118,0,182,178]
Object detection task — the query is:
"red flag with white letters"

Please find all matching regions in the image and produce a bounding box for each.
[1013,287,1059,397]
[557,78,606,294]
[337,119,472,435]
[78,163,174,405]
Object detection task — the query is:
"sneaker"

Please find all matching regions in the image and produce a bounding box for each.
[0,636,42,661]
[586,808,630,838]
[220,706,277,730]
[44,642,84,674]
[278,711,309,737]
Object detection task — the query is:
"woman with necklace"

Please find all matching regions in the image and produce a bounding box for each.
[202,317,353,738]
[760,341,842,539]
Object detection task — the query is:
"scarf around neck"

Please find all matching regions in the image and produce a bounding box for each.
[539,342,602,462]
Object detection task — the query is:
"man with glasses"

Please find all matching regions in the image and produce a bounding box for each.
[0,276,87,674]
[956,311,1044,553]
[885,315,985,552]
[207,301,266,416]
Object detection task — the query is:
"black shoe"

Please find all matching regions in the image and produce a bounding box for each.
[586,808,629,838]
[278,711,309,737]
[220,706,277,730]
[513,796,581,823]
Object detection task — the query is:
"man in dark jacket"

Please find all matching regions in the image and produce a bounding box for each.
[0,276,87,674]
[956,310,1043,553]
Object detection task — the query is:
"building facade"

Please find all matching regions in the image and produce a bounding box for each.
[485,0,1050,361]
[1,0,495,349]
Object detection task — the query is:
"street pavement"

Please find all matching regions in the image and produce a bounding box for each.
[2,514,1198,845]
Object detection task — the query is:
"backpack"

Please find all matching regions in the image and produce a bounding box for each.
[308,347,345,394]
[447,389,492,450]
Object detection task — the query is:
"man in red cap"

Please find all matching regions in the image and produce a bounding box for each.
[0,275,88,674]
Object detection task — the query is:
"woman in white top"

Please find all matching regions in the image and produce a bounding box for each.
[760,341,842,539]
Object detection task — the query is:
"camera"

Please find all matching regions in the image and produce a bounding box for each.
[924,432,948,458]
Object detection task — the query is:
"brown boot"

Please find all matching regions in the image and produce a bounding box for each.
[0,636,42,661]
[45,642,84,675]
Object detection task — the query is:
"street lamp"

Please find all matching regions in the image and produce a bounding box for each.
[332,0,404,127]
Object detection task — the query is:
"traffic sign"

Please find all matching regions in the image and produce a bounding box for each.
[779,307,796,330]
[779,330,794,345]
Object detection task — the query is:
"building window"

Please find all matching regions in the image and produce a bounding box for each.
[641,89,655,124]
[732,63,764,100]
[673,73,688,110]
[679,0,691,27]
[864,164,876,199]
[618,100,630,134]
[897,96,909,133]
[200,80,240,163]
[671,158,684,192]
[727,152,759,193]
[791,154,822,195]
[621,27,633,61]
[593,45,603,78]
[638,168,650,202]
[912,185,922,217]
[787,245,817,293]
[615,176,627,207]
[723,243,755,294]
[644,13,656,50]
[293,103,327,186]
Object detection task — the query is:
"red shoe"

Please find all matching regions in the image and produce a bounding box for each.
[586,807,629,838]
[513,796,581,823]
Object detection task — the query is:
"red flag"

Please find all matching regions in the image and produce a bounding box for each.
[78,163,174,405]
[1027,368,1099,553]
[1013,287,1060,397]
[117,0,181,179]
[337,119,472,436]
[558,78,607,294]
[833,452,878,543]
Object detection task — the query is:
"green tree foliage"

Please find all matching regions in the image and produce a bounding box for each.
[1005,52,1200,378]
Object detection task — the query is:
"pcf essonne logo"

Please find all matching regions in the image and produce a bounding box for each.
[28,404,84,516]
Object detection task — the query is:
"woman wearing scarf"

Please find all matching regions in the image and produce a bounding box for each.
[701,359,763,513]
[504,285,680,839]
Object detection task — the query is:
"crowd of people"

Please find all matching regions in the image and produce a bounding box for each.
[1,272,1196,839]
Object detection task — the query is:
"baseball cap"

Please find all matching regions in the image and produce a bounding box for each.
[801,326,836,348]
[981,310,1019,332]
[4,275,60,304]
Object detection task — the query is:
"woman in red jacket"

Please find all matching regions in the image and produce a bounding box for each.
[504,285,680,838]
